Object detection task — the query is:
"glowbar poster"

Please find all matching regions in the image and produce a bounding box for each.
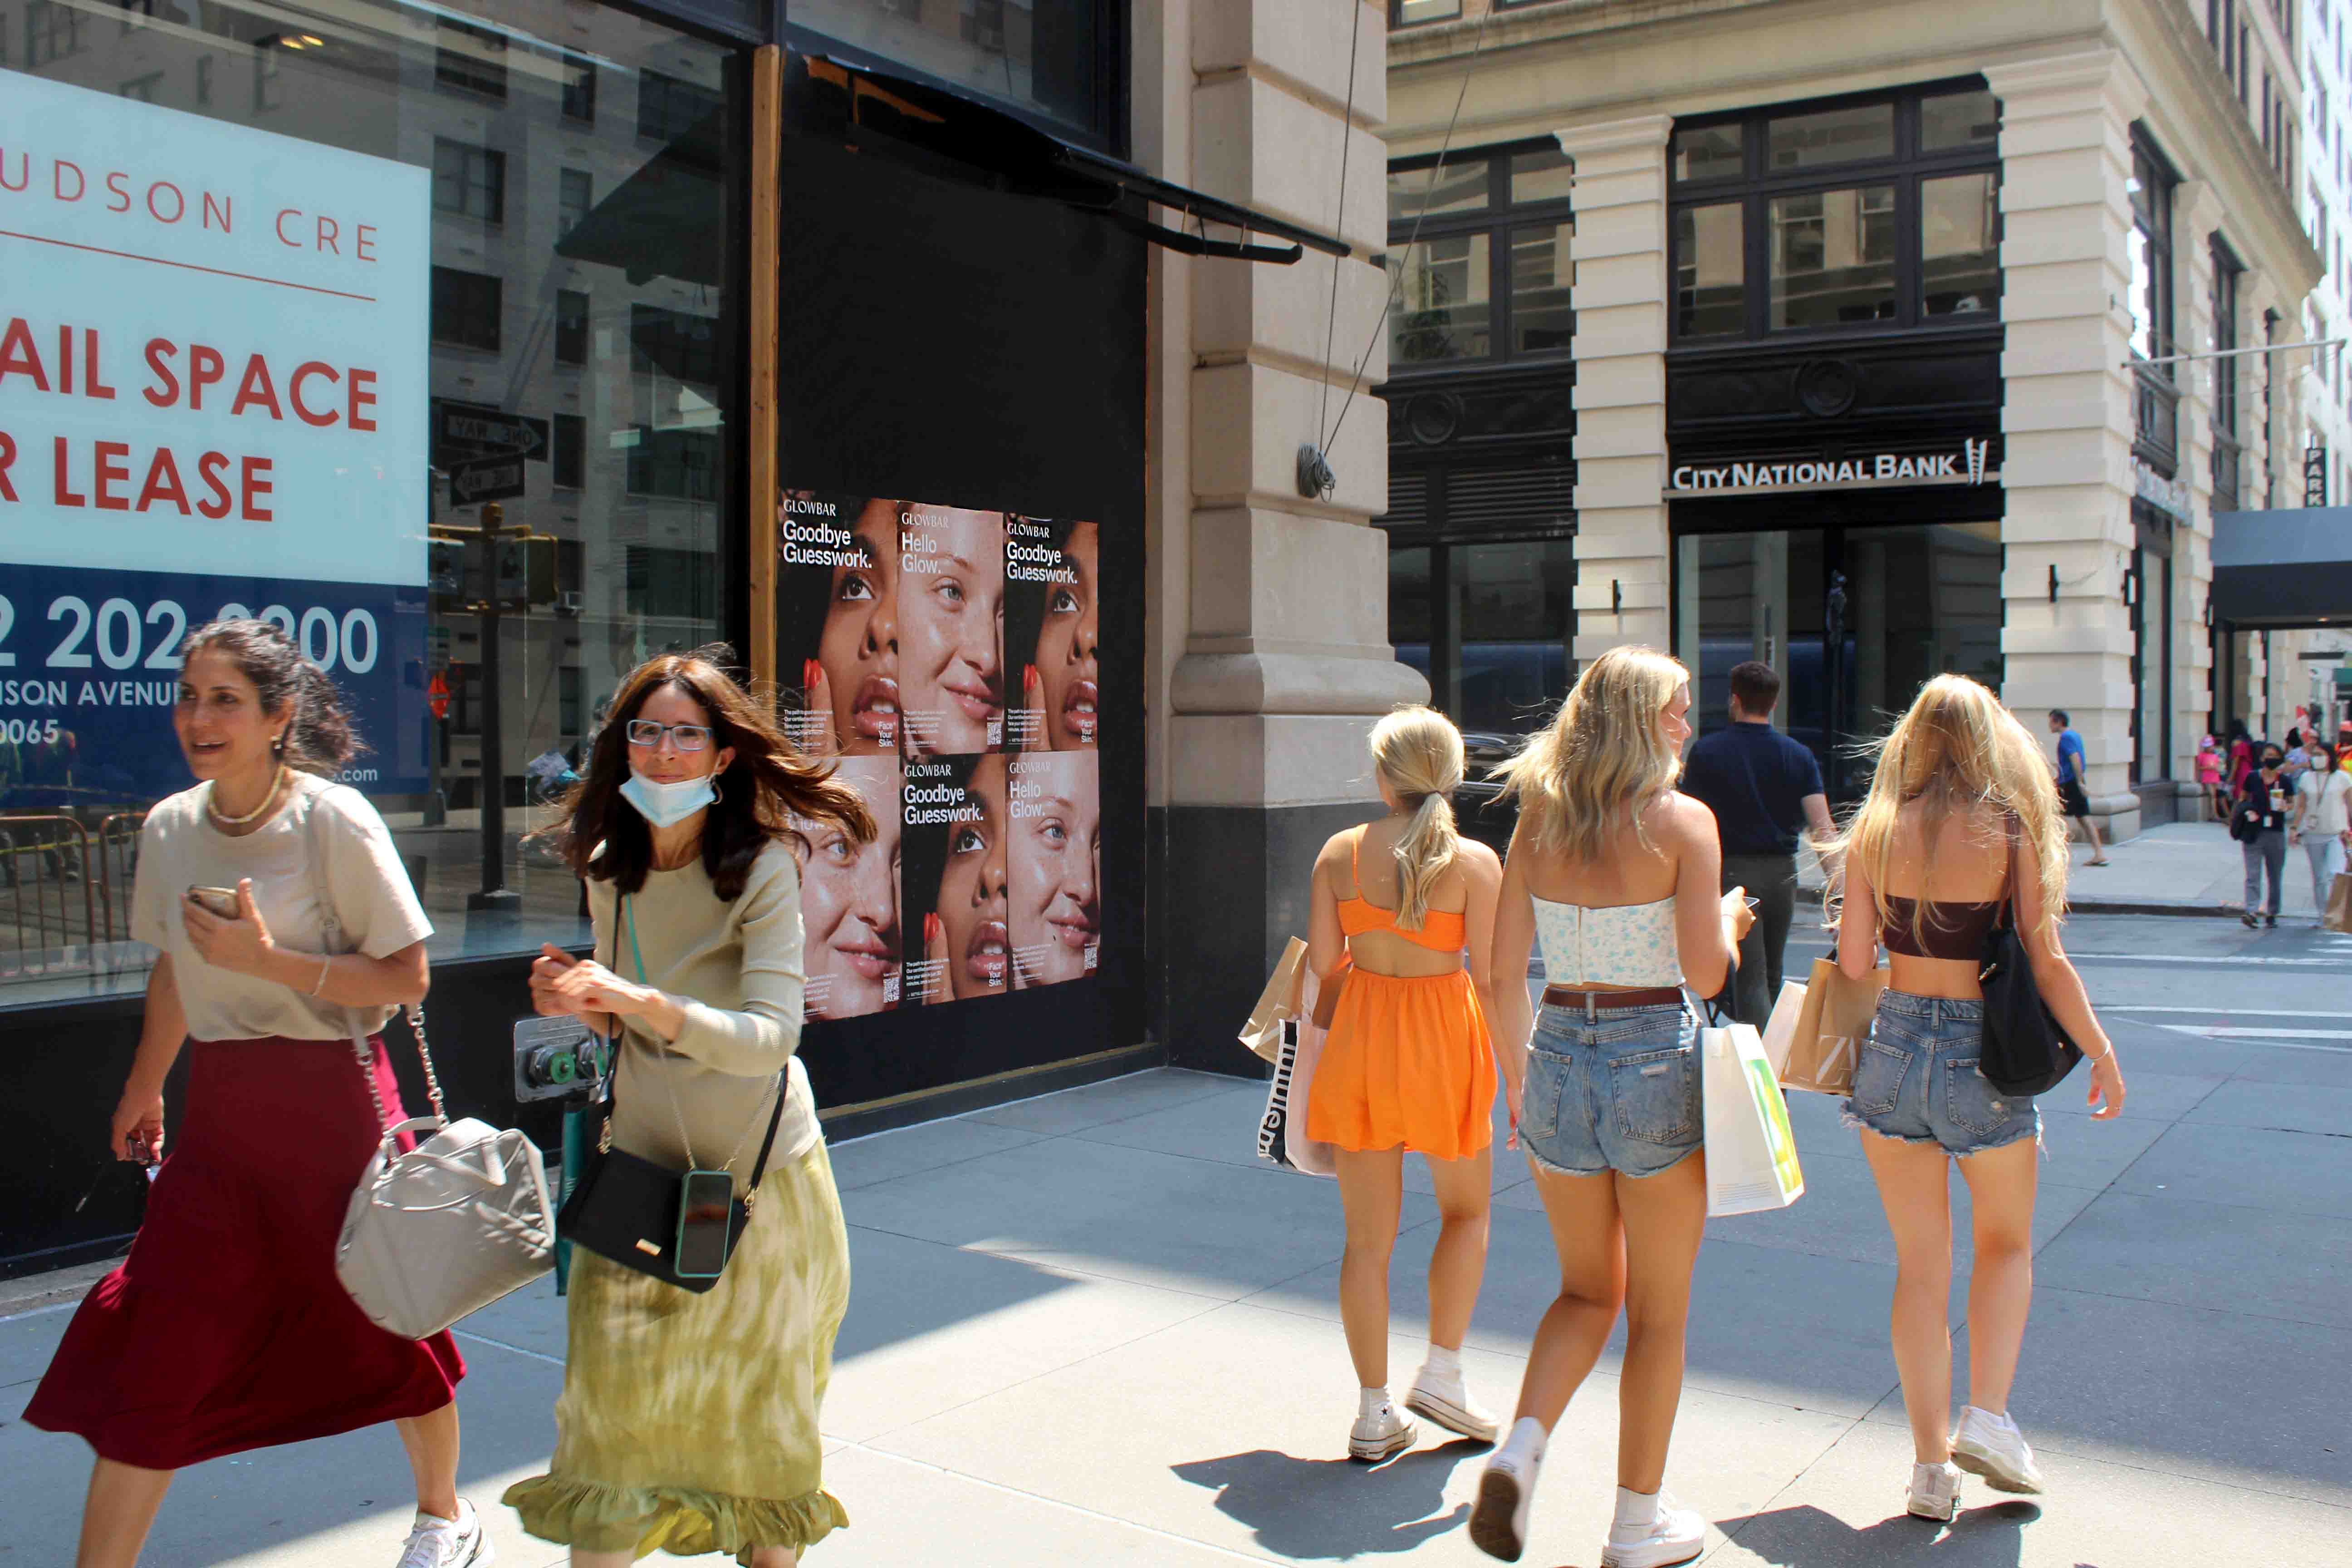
[0,74,431,803]
[778,491,1102,1019]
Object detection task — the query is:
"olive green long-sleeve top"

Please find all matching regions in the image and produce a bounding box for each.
[586,840,819,1178]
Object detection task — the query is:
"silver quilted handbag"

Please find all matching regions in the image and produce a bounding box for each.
[305,798,554,1338]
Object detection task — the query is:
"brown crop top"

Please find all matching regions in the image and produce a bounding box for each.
[1878,896,2001,960]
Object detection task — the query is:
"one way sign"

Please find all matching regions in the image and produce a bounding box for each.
[451,458,527,504]
[433,400,549,464]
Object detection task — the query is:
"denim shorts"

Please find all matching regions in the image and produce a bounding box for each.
[1520,1001,1700,1179]
[1842,991,2040,1156]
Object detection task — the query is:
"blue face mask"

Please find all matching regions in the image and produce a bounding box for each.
[619,769,716,828]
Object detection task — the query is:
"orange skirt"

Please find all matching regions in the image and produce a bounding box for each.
[1305,968,1495,1161]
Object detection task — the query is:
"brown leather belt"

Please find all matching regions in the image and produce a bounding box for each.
[1540,985,1684,1012]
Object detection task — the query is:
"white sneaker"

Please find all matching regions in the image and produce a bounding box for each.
[1949,1405,2045,1494]
[1348,1397,1417,1462]
[1467,1438,1541,1562]
[396,1499,492,1568]
[1906,1460,1962,1521]
[1599,1490,1706,1568]
[1405,1362,1501,1443]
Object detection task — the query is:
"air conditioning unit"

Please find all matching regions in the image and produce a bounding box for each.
[556,590,584,616]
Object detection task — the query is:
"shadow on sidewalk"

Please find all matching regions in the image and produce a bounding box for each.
[1171,1441,1482,1559]
[1725,1499,2038,1566]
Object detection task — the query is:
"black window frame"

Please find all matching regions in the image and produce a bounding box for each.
[431,136,507,224]
[434,16,507,100]
[554,289,589,367]
[2212,236,2244,510]
[2129,129,2181,473]
[552,412,585,491]
[1666,80,2003,343]
[637,66,723,144]
[558,167,593,240]
[560,50,596,124]
[1383,141,1577,372]
[429,265,503,353]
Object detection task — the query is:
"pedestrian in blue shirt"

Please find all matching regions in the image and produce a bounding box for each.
[1678,662,1837,1028]
[2046,710,2110,866]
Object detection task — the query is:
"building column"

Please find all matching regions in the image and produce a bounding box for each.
[2175,181,2224,798]
[1158,0,1419,1071]
[1985,50,2146,841]
[1562,116,1674,661]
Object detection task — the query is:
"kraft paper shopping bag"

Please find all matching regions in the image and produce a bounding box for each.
[1781,958,1886,1095]
[2325,872,2352,936]
[1240,936,1308,1063]
[1701,1017,1804,1217]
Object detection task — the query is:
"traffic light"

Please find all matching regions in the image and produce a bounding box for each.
[493,534,558,608]
[427,537,469,601]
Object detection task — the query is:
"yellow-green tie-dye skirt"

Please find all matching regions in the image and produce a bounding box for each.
[505,1140,851,1563]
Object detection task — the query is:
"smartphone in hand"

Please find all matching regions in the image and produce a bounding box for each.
[187,885,241,918]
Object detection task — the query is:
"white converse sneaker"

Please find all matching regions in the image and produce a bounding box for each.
[1467,1426,1543,1563]
[1599,1489,1705,1568]
[1949,1405,2045,1494]
[1906,1460,1962,1522]
[1405,1362,1501,1443]
[1348,1396,1417,1462]
[395,1499,492,1568]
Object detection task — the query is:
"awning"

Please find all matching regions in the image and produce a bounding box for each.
[2210,506,2352,629]
[555,109,728,288]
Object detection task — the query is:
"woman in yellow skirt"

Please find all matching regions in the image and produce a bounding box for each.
[1304,706,1504,1461]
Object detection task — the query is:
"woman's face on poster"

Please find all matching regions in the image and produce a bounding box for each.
[898,506,1004,757]
[795,759,901,1019]
[1032,520,1099,751]
[934,753,1009,998]
[1010,753,1100,989]
[816,500,900,755]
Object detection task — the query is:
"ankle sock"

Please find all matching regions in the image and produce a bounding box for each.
[1358,1386,1392,1421]
[1421,1343,1462,1380]
[1612,1485,1662,1535]
[1495,1415,1546,1471]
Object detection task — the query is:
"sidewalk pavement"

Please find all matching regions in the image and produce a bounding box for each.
[1800,818,2334,920]
[6,1052,2346,1566]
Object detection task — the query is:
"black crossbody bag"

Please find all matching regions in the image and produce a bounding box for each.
[555,897,788,1294]
[1975,823,2085,1098]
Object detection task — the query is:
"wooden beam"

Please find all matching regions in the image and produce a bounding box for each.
[746,44,783,699]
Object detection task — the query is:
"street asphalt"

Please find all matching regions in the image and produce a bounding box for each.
[4,905,2348,1566]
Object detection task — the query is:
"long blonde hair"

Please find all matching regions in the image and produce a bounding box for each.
[1491,645,1688,863]
[1368,706,1465,931]
[1829,674,2068,947]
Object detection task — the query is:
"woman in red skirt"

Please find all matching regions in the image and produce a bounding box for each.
[24,619,480,1568]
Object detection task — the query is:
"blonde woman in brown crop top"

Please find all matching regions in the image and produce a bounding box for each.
[1828,675,2124,1525]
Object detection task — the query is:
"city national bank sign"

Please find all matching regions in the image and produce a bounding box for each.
[0,74,429,800]
[1670,439,1995,498]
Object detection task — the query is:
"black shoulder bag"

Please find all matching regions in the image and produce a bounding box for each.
[2229,781,2267,844]
[1975,824,2085,1098]
[555,896,789,1293]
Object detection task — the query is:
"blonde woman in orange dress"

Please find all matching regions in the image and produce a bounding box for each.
[1304,706,1505,1461]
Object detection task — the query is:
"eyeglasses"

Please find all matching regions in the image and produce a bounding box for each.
[626,720,713,750]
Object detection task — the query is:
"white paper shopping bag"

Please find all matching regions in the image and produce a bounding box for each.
[1701,1018,1804,1217]
[1760,979,1808,1075]
[1255,967,1337,1178]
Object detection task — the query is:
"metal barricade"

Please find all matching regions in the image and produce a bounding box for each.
[95,810,152,949]
[0,814,99,980]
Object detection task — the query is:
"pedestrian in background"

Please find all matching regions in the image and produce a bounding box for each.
[2289,740,2351,917]
[1303,706,1506,1462]
[24,620,474,1568]
[2236,745,2292,930]
[2195,736,2226,822]
[2045,710,2109,867]
[1676,660,1836,1028]
[1471,647,1750,1568]
[507,647,870,1568]
[1833,675,2124,1524]
[2226,721,2256,794]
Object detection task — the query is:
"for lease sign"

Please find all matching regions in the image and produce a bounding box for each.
[0,73,430,800]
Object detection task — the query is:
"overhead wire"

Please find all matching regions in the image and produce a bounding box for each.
[1312,0,1367,481]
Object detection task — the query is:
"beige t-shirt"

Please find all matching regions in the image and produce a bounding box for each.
[131,772,433,1041]
[587,838,821,1174]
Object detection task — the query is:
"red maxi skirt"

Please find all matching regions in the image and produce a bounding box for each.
[24,1035,466,1469]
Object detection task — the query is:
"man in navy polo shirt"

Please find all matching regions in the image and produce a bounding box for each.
[1680,661,1837,1028]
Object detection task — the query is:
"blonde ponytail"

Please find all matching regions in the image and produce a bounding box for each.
[1369,706,1465,931]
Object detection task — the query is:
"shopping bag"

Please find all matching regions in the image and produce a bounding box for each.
[1781,958,1886,1095]
[1256,967,1337,1178]
[1701,1016,1804,1217]
[1760,979,1808,1075]
[1240,936,1309,1063]
[2325,872,2352,935]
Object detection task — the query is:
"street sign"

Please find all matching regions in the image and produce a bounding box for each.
[433,399,549,464]
[427,671,451,721]
[451,457,527,505]
[2306,443,2328,507]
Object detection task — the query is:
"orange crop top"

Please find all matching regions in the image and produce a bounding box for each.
[1336,826,1466,952]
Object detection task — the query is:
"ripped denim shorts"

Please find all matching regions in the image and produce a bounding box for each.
[1519,1000,1700,1179]
[1842,990,2040,1157]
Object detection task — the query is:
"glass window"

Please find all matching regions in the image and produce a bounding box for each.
[561,52,596,124]
[1389,234,1492,363]
[1921,172,1999,316]
[431,266,503,351]
[1455,540,1576,736]
[553,413,585,490]
[1675,201,1745,336]
[1672,123,1742,182]
[1767,103,1894,169]
[637,69,721,143]
[1510,222,1575,353]
[25,1,86,66]
[432,138,506,223]
[1769,186,1897,329]
[435,18,506,99]
[559,168,593,240]
[1509,147,1574,205]
[1389,161,1490,226]
[790,0,1109,140]
[1394,0,1463,21]
[1920,90,1998,151]
[1390,545,1432,684]
[555,289,589,367]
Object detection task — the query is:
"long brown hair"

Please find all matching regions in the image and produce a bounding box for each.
[547,646,875,901]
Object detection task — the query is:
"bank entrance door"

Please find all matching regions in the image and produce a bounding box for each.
[1675,521,2003,800]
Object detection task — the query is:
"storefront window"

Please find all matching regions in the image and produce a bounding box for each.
[0,0,741,998]
[790,0,1111,143]
[1769,186,1898,329]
